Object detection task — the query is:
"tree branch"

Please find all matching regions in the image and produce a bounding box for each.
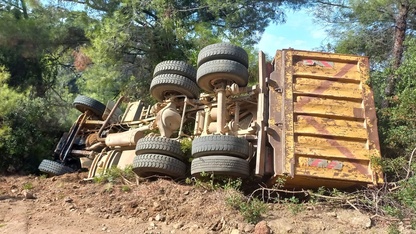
[315,0,351,9]
[142,9,157,21]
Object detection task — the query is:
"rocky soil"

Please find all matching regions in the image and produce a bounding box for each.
[0,172,411,234]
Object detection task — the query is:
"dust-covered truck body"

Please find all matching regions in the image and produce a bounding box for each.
[38,43,383,189]
[265,50,382,188]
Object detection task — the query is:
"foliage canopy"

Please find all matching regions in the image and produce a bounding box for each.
[0,0,307,173]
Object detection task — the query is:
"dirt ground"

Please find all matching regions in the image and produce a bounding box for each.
[0,172,412,234]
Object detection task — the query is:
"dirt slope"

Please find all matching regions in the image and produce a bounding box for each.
[0,172,409,234]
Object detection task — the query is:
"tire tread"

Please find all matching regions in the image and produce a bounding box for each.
[192,135,249,159]
[191,155,249,178]
[73,95,106,119]
[136,136,185,161]
[150,74,200,101]
[197,43,248,68]
[133,154,186,178]
[38,159,74,176]
[153,60,197,81]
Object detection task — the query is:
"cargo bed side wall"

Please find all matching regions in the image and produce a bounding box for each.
[268,49,383,189]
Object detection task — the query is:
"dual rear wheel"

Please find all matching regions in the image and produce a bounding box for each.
[190,135,250,178]
[150,61,199,102]
[150,43,250,100]
[133,136,187,179]
[191,44,251,178]
[197,43,249,92]
[132,135,251,179]
[145,44,251,178]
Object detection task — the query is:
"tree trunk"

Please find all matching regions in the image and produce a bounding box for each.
[20,0,28,19]
[382,3,408,108]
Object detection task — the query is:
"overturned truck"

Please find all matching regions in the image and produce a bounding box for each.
[38,43,383,189]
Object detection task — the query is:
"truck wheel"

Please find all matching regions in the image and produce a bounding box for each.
[196,59,248,92]
[150,74,200,102]
[38,159,74,176]
[73,95,106,119]
[132,154,187,179]
[192,135,250,159]
[153,60,197,82]
[135,136,185,161]
[197,43,249,68]
[191,155,249,178]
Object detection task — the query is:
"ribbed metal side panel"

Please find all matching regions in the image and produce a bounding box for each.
[268,49,383,188]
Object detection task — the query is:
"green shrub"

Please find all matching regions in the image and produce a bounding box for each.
[0,97,66,174]
[284,196,304,215]
[225,191,267,224]
[397,176,416,212]
[180,138,192,159]
[186,173,243,191]
[22,182,33,190]
[387,223,400,234]
[383,205,402,219]
[187,175,266,224]
[121,185,131,192]
[411,219,416,230]
[93,166,136,184]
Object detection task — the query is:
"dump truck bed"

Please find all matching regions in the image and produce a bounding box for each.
[267,49,383,189]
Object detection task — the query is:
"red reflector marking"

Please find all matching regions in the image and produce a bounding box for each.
[308,158,343,170]
[303,60,334,68]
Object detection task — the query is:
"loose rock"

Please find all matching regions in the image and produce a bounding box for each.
[155,214,165,222]
[64,197,73,203]
[23,190,36,199]
[327,212,337,217]
[337,210,372,229]
[173,221,184,229]
[254,221,271,234]
[244,224,255,233]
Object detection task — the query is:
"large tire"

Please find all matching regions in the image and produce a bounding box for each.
[135,136,185,161]
[73,95,106,119]
[197,43,249,68]
[153,60,197,82]
[132,154,187,179]
[196,60,248,92]
[191,156,249,178]
[38,159,74,176]
[150,74,200,102]
[192,135,250,159]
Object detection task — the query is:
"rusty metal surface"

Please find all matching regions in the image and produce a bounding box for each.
[268,50,284,175]
[268,49,383,188]
[255,51,267,176]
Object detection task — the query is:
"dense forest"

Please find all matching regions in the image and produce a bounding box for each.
[0,0,308,172]
[0,0,415,184]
